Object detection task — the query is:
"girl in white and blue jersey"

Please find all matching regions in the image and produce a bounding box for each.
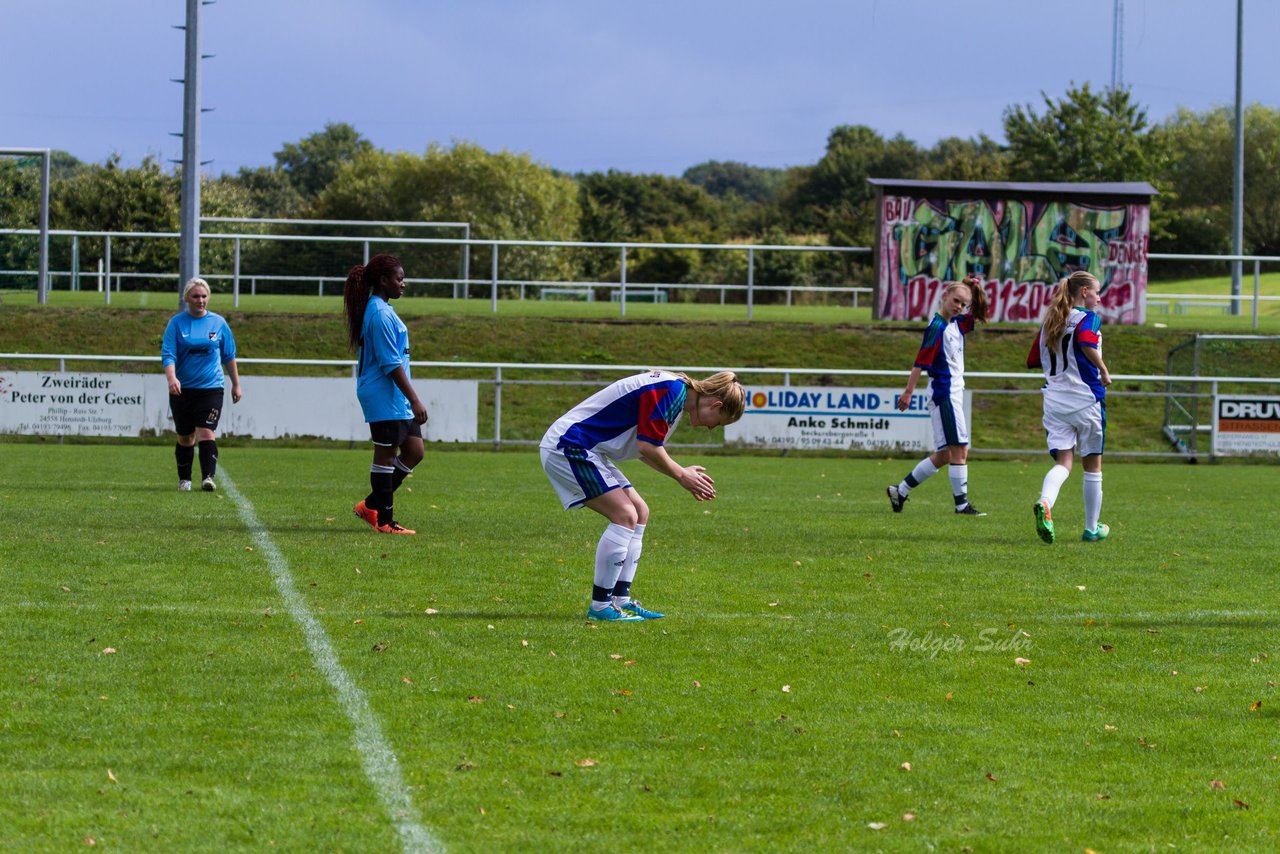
[343,255,429,535]
[540,370,745,622]
[886,277,989,516]
[1027,271,1113,544]
[161,278,241,492]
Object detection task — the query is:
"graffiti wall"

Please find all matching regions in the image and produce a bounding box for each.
[877,194,1149,324]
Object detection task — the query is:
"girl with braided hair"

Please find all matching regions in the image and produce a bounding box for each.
[343,254,428,535]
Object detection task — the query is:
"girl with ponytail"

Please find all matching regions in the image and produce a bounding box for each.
[886,276,990,517]
[1027,271,1113,544]
[346,255,429,535]
[540,369,745,622]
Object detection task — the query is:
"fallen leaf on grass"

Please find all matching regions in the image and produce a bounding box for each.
[1076,585,1086,591]
[424,608,439,615]
[610,654,623,660]
[244,546,253,552]
[624,660,637,666]
[1083,618,1096,626]
[899,762,911,772]
[61,586,71,593]
[520,639,529,648]
[692,680,702,688]
[372,642,388,652]
[402,677,413,684]
[84,838,95,847]
[944,692,954,701]
[467,696,485,704]
[1251,700,1263,712]
[102,648,116,655]
[782,685,791,693]
[866,822,887,830]
[615,689,633,696]
[1210,779,1226,790]
[1101,644,1114,652]
[107,769,117,784]
[547,770,562,777]
[455,762,473,772]
[1138,737,1157,749]
[1095,793,1111,800]
[1195,686,1206,694]
[575,758,597,768]
[985,772,998,782]
[1104,725,1118,732]
[353,619,364,625]
[1235,799,1250,810]
[1015,658,1031,667]
[902,812,916,822]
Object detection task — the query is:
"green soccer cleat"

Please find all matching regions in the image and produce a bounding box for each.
[1082,523,1111,542]
[586,605,643,622]
[1033,501,1055,544]
[619,599,665,620]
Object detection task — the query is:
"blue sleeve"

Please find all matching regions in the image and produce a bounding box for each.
[161,315,179,367]
[369,310,402,375]
[220,318,236,363]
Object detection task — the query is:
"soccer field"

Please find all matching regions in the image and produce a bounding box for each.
[2,445,1277,852]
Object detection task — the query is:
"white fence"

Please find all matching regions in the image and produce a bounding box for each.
[3,353,1278,460]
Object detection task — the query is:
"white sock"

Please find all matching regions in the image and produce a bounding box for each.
[1039,464,1070,509]
[592,523,634,609]
[948,463,969,507]
[613,523,646,607]
[1083,471,1103,532]
[898,458,938,496]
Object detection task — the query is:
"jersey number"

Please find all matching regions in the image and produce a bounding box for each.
[1047,333,1072,377]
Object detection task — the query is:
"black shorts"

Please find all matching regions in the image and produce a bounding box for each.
[170,388,225,435]
[369,419,422,448]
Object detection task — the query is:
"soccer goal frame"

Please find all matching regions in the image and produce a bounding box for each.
[0,148,51,303]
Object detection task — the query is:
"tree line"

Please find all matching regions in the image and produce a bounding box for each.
[3,83,1279,295]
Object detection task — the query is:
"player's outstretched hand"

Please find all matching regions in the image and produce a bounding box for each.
[679,464,716,501]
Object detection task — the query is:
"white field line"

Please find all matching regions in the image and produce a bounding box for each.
[220,470,442,854]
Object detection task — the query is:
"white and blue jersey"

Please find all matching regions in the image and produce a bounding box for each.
[356,295,412,423]
[1028,307,1105,414]
[913,312,976,403]
[540,371,687,462]
[161,311,236,390]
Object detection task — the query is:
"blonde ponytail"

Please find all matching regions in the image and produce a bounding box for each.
[675,371,746,425]
[1042,271,1099,342]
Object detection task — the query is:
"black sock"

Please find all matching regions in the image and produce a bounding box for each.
[610,579,632,600]
[198,440,218,480]
[370,470,394,526]
[592,585,614,605]
[391,458,414,492]
[175,443,194,481]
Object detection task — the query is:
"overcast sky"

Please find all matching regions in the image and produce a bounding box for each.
[2,0,1276,177]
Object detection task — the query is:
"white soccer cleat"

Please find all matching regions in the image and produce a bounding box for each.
[201,476,216,492]
[178,480,192,492]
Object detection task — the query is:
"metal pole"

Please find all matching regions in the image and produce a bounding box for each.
[1252,258,1260,330]
[462,225,471,298]
[232,237,241,308]
[747,248,755,320]
[104,236,112,306]
[619,246,627,318]
[1230,0,1244,316]
[71,235,80,292]
[493,366,502,450]
[177,0,203,305]
[37,150,50,304]
[488,243,499,313]
[362,240,370,265]
[490,243,499,313]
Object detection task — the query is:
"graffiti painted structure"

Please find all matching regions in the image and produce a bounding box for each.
[869,179,1157,324]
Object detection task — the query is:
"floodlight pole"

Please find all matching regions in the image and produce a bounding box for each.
[0,148,51,303]
[176,0,206,304]
[1230,0,1244,316]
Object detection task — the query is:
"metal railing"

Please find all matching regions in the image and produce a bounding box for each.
[4,353,1277,460]
[0,226,872,318]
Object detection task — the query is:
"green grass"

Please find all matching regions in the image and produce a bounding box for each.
[3,445,1279,851]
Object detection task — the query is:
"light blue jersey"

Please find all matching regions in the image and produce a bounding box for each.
[161,311,236,389]
[356,295,412,423]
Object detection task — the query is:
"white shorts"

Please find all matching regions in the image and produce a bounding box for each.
[929,389,969,450]
[1043,401,1106,457]
[540,446,632,510]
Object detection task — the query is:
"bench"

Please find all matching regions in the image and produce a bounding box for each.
[1174,300,1231,315]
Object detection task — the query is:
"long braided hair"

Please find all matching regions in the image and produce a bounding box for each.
[343,254,402,352]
